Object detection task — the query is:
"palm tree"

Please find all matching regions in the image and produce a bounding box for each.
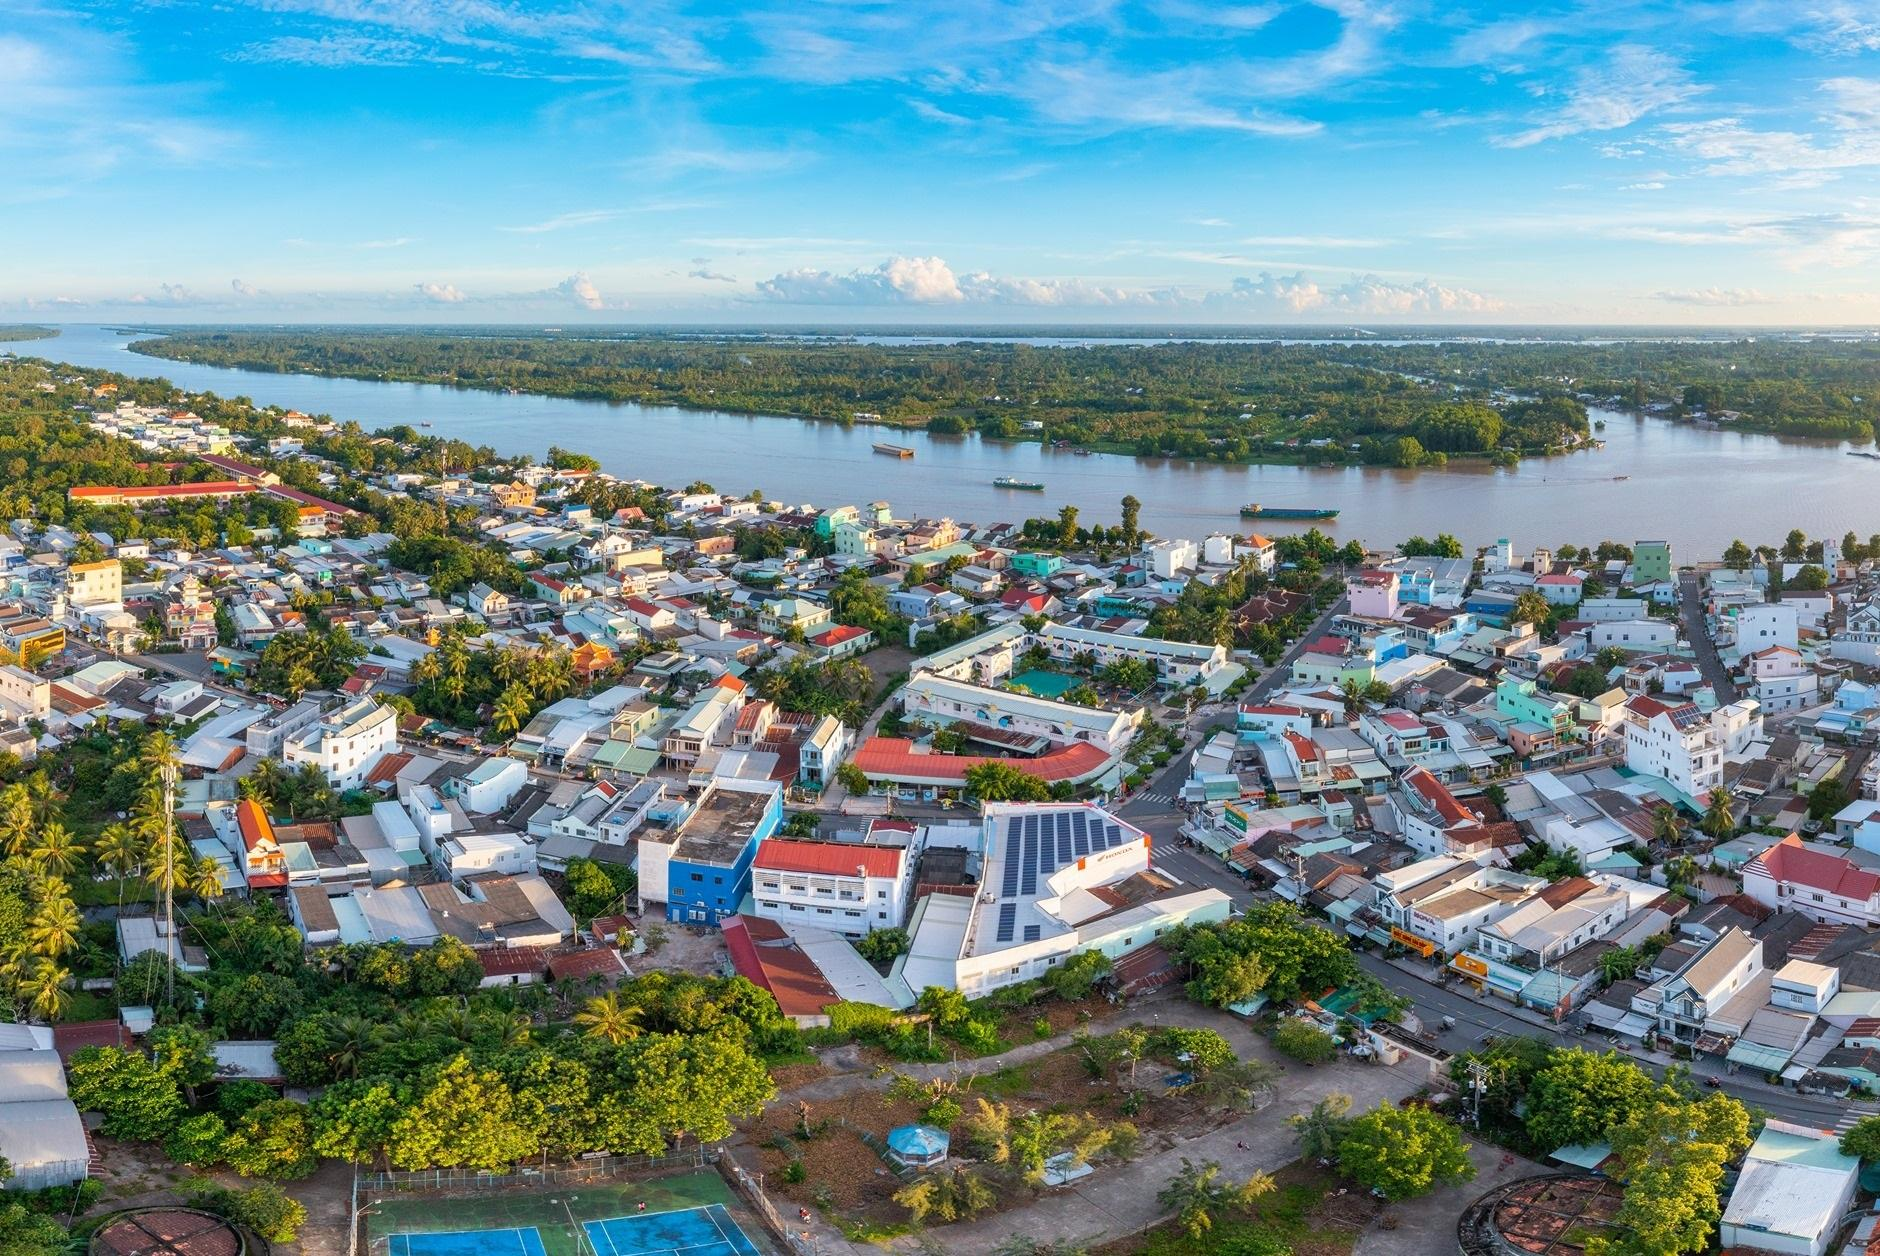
[325,1015,384,1080]
[1157,1159,1275,1242]
[1288,1092,1353,1162]
[140,732,183,1007]
[491,687,530,738]
[96,823,143,880]
[1701,786,1737,839]
[411,650,442,686]
[28,822,84,878]
[23,772,61,826]
[574,992,644,1045]
[1651,804,1686,847]
[26,892,81,960]
[0,783,32,858]
[15,956,72,1023]
[187,854,225,906]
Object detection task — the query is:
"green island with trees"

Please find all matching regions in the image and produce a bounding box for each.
[123,330,1599,467]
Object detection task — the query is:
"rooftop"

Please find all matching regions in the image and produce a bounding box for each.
[673,783,776,866]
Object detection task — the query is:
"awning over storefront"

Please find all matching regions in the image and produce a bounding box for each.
[1725,1040,1793,1073]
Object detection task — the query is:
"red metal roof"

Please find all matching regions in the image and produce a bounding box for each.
[756,838,904,879]
[721,915,838,1019]
[547,948,629,983]
[476,946,549,977]
[69,481,252,500]
[810,624,870,647]
[850,737,1110,784]
[1749,833,1880,901]
[1402,767,1474,825]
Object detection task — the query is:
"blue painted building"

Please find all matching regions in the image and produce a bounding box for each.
[656,780,782,926]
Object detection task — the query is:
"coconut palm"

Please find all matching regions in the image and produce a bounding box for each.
[1701,786,1737,839]
[574,992,644,1046]
[325,1015,385,1080]
[25,892,81,960]
[22,772,61,826]
[1157,1159,1275,1242]
[15,956,72,1022]
[1288,1092,1354,1162]
[1651,804,1686,847]
[491,687,531,738]
[187,854,226,906]
[28,822,84,878]
[0,783,32,858]
[95,823,143,880]
[411,650,442,686]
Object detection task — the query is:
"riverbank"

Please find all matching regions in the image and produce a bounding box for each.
[24,325,1880,554]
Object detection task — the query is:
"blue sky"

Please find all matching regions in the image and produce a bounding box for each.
[6,0,1880,324]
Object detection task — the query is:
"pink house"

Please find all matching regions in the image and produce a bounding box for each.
[1346,568,1400,619]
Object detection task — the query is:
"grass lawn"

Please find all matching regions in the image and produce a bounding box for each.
[1099,1162,1379,1256]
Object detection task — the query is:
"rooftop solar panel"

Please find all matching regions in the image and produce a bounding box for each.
[996,902,1016,943]
[1056,812,1071,867]
[1022,925,1041,942]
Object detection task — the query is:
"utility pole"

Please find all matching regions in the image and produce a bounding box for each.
[160,755,178,1008]
[1466,1059,1490,1128]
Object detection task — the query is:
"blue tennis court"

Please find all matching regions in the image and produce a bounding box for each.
[582,1204,762,1256]
[390,1228,550,1256]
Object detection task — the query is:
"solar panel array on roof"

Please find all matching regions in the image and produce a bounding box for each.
[1022,924,1041,942]
[1001,817,1022,898]
[1072,810,1089,856]
[996,902,1017,943]
[1020,814,1039,895]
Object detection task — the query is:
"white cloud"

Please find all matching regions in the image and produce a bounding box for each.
[1620,181,1666,190]
[1204,271,1500,315]
[752,256,1493,316]
[1500,46,1701,147]
[231,278,260,297]
[501,210,619,234]
[1240,234,1388,248]
[416,281,467,303]
[1652,287,1775,306]
[555,271,609,310]
[687,261,737,283]
[754,256,1171,306]
[1654,78,1880,184]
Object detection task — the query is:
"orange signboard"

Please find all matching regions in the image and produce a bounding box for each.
[1452,954,1489,978]
[1388,926,1437,957]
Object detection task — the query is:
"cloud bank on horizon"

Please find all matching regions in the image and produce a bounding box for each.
[7,1,1880,323]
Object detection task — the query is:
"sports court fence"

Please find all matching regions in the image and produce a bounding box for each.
[358,1148,711,1196]
[716,1159,817,1256]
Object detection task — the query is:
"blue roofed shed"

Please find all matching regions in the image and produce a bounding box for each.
[886,1124,950,1169]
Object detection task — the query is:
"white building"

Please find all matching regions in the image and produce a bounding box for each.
[1143,538,1199,579]
[1620,695,1761,799]
[1720,1121,1858,1256]
[1735,602,1800,655]
[895,802,1230,998]
[1588,619,1679,652]
[898,674,1140,756]
[751,836,918,937]
[1744,834,1880,928]
[1831,596,1880,667]
[434,829,536,878]
[1035,622,1227,685]
[281,698,399,790]
[1742,646,1819,715]
[443,756,529,815]
[0,664,50,718]
[1634,926,1763,1045]
[1371,856,1545,954]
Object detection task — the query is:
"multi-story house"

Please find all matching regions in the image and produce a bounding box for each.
[1371,855,1543,956]
[1744,834,1880,927]
[637,780,783,926]
[1741,646,1819,714]
[1633,926,1762,1045]
[281,698,399,790]
[750,836,917,937]
[1621,695,1761,799]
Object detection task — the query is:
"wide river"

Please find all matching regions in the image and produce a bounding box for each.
[18,325,1880,559]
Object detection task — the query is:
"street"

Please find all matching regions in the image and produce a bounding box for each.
[1678,570,1739,702]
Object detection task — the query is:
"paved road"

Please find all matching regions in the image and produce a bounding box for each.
[1355,951,1870,1131]
[1678,570,1739,701]
[1116,594,1347,832]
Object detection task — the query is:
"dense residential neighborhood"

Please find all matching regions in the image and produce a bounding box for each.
[12,353,1880,1256]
